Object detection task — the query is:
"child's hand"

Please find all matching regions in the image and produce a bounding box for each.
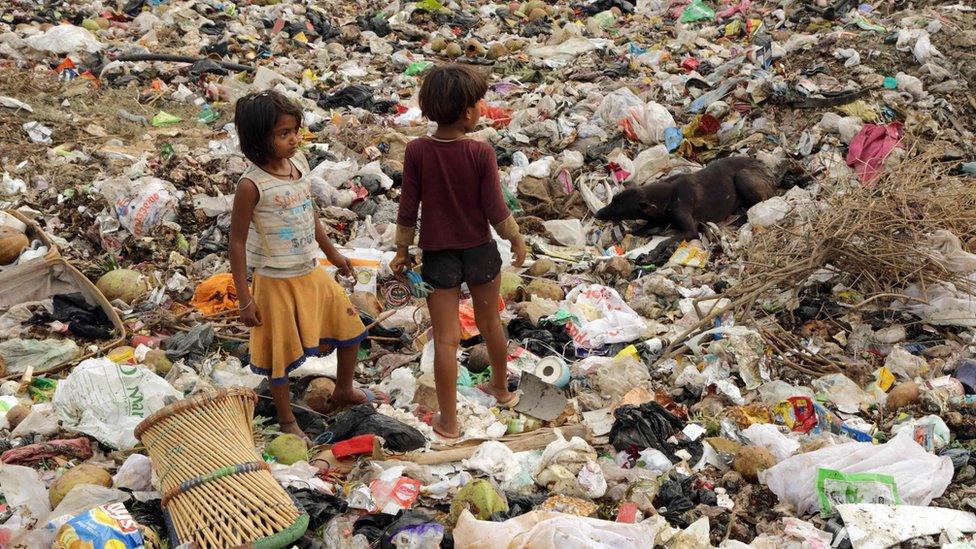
[327,251,355,278]
[511,236,527,267]
[391,248,411,274]
[240,303,262,327]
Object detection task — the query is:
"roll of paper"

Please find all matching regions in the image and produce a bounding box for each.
[534,356,570,388]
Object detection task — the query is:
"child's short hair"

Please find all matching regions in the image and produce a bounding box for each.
[234,90,304,165]
[418,64,488,125]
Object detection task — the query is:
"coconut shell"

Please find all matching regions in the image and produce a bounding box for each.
[96,268,148,304]
[467,344,491,373]
[886,381,919,410]
[430,36,447,52]
[304,377,337,413]
[732,445,776,483]
[486,43,508,60]
[526,279,564,301]
[267,433,308,465]
[527,257,555,277]
[5,404,30,430]
[50,464,112,507]
[0,226,29,266]
[144,349,173,375]
[528,7,547,21]
[445,42,463,58]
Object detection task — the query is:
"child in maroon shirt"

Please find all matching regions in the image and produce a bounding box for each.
[392,64,527,439]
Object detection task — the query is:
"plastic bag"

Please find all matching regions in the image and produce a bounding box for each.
[463,441,523,483]
[52,358,181,450]
[679,0,715,23]
[53,503,143,549]
[112,454,153,492]
[624,102,675,145]
[837,504,976,549]
[742,423,799,462]
[25,24,103,53]
[811,373,875,414]
[10,402,59,438]
[897,281,976,327]
[594,88,644,127]
[454,509,661,549]
[609,402,701,464]
[747,196,790,228]
[112,177,180,237]
[543,219,586,247]
[817,468,900,516]
[0,338,80,376]
[321,404,426,452]
[564,285,647,349]
[761,430,953,515]
[594,357,651,399]
[0,464,50,518]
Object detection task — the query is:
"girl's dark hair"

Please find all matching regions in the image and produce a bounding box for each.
[234,90,304,165]
[418,64,488,124]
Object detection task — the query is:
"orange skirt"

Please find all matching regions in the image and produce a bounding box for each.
[247,267,366,385]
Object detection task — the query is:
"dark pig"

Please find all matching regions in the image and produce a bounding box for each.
[596,156,775,257]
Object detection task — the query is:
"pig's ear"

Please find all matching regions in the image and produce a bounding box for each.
[638,198,660,217]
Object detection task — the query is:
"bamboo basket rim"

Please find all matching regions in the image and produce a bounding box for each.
[135,387,257,440]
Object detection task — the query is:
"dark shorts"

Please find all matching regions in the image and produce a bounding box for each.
[421,241,502,290]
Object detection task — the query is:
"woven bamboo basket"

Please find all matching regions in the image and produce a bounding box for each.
[135,388,308,548]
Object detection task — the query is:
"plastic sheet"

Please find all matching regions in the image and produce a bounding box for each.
[52,358,181,450]
[762,430,953,515]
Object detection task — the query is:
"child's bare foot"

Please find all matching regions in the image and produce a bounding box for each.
[431,412,460,439]
[327,387,389,413]
[477,383,517,407]
[279,420,312,447]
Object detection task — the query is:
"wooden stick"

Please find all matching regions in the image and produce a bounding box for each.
[398,424,591,465]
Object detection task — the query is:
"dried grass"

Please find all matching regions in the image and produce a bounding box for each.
[660,139,976,373]
[744,139,976,298]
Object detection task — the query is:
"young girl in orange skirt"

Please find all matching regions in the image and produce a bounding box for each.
[229,90,384,443]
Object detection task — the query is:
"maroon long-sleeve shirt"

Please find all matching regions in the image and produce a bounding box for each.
[396,137,511,251]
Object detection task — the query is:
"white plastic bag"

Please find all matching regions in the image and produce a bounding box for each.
[897,281,976,327]
[543,219,586,247]
[626,102,675,145]
[0,464,50,518]
[52,358,181,450]
[761,430,953,515]
[747,196,790,228]
[112,177,181,237]
[25,24,103,53]
[112,454,153,492]
[454,509,661,549]
[594,87,644,127]
[564,285,647,349]
[462,441,522,483]
[742,423,799,462]
[10,402,59,437]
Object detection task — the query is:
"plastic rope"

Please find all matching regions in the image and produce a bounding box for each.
[405,270,434,298]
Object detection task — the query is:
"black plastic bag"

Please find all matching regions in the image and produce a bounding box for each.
[164,323,214,363]
[609,401,703,464]
[30,292,113,339]
[289,488,348,531]
[654,475,696,527]
[316,85,398,114]
[322,404,426,452]
[490,491,546,521]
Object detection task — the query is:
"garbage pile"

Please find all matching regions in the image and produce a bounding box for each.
[2,0,976,547]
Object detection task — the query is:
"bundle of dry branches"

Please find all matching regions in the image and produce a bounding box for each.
[745,140,976,299]
[659,140,976,374]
